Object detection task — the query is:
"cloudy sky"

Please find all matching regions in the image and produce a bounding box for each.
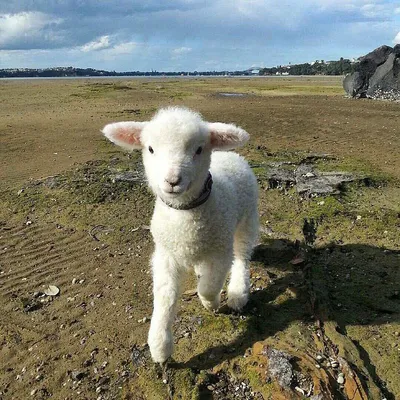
[0,0,399,71]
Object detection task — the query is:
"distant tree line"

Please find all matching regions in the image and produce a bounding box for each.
[259,58,357,76]
[0,67,250,78]
[0,58,358,78]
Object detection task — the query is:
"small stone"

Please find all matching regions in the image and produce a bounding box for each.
[43,285,60,296]
[337,373,345,385]
[356,215,362,220]
[83,358,93,367]
[98,376,110,386]
[72,278,77,284]
[162,379,168,384]
[316,355,324,361]
[26,220,33,226]
[394,331,399,337]
[70,370,85,381]
[30,389,37,396]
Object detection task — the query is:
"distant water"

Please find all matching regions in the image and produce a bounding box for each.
[0,75,247,81]
[218,92,246,97]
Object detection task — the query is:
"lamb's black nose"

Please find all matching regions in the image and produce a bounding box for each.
[165,176,182,187]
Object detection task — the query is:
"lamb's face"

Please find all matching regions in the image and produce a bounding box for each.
[102,107,250,204]
[141,113,211,201]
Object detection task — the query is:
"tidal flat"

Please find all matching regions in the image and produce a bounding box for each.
[0,77,399,399]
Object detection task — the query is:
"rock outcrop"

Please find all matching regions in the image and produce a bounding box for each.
[343,44,400,99]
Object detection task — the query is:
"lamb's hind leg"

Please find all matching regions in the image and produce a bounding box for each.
[228,214,259,311]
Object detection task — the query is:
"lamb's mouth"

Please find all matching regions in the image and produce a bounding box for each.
[162,187,185,196]
[162,182,191,196]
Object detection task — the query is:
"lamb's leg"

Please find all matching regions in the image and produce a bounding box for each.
[228,214,259,311]
[195,256,231,311]
[148,248,184,363]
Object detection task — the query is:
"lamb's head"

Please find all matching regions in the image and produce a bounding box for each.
[102,107,249,205]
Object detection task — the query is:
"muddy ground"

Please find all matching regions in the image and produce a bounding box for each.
[0,77,399,400]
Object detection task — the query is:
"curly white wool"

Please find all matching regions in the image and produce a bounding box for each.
[102,107,259,363]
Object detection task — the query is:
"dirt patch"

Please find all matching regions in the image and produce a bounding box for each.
[0,77,399,399]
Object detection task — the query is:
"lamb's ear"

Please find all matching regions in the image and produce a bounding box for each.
[208,122,249,150]
[102,121,148,150]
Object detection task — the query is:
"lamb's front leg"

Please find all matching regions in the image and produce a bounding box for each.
[148,249,183,363]
[195,255,231,312]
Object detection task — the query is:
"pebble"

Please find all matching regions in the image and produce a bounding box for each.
[70,370,85,381]
[30,389,37,396]
[337,373,345,385]
[395,331,399,337]
[72,278,77,284]
[330,361,339,368]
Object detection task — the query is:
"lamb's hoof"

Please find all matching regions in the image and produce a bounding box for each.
[227,293,248,311]
[148,330,173,364]
[198,294,220,312]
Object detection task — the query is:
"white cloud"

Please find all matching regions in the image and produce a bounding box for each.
[80,36,137,55]
[0,12,62,46]
[109,41,137,55]
[394,31,400,44]
[395,7,400,14]
[360,3,391,18]
[172,46,192,55]
[80,35,111,52]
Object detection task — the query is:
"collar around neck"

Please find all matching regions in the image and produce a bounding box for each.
[160,172,213,211]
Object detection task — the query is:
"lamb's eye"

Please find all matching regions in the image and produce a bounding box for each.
[148,146,154,154]
[195,146,202,155]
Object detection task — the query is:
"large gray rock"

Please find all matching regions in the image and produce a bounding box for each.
[367,53,400,97]
[343,45,400,99]
[359,45,393,73]
[343,71,365,97]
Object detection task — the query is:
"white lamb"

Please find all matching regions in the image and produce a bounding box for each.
[102,107,259,363]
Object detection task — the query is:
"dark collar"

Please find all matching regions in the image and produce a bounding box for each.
[161,172,213,210]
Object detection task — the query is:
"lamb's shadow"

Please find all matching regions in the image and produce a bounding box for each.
[174,238,400,377]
